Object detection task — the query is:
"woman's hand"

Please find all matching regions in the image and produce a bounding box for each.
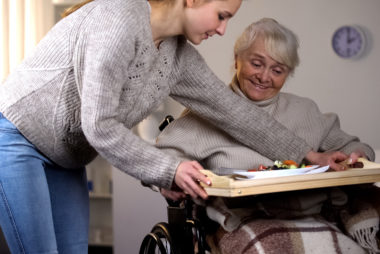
[174,161,211,200]
[160,187,187,201]
[305,150,348,171]
[346,151,367,164]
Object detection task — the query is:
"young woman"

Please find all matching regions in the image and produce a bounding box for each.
[0,0,346,253]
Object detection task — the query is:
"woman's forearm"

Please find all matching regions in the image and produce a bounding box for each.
[172,85,311,163]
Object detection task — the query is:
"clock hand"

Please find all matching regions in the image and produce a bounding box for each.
[348,37,356,44]
[347,28,358,44]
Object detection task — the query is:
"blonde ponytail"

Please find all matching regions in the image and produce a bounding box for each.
[61,0,94,18]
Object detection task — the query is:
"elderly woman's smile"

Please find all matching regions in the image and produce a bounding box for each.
[250,79,270,90]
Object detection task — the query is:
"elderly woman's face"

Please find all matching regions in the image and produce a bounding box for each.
[235,37,290,101]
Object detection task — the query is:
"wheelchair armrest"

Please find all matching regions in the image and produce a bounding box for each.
[158,115,174,131]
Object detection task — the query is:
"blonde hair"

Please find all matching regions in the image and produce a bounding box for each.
[61,0,177,18]
[61,0,94,18]
[234,18,299,74]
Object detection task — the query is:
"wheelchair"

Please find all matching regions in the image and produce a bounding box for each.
[139,116,214,254]
[139,199,212,254]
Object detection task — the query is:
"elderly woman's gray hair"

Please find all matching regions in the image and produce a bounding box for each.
[234,18,300,74]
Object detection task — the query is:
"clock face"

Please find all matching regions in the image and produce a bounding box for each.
[332,26,365,58]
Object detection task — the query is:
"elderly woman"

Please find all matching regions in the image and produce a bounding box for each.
[156,18,378,253]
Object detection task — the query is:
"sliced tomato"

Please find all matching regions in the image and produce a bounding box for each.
[283,160,298,167]
[258,164,267,171]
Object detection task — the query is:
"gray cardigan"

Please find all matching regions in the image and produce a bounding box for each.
[0,0,311,188]
[156,78,375,170]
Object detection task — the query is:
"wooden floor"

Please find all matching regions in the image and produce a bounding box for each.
[0,227,10,254]
[89,245,113,254]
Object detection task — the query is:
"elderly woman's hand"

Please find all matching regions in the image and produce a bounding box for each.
[174,161,211,200]
[160,186,187,201]
[306,150,348,171]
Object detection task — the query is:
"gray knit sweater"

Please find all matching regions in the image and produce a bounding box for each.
[0,0,311,188]
[156,77,375,170]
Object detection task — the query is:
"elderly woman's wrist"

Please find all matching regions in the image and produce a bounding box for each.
[305,150,318,164]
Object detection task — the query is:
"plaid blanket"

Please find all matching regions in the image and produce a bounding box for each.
[203,185,380,254]
[208,217,366,254]
[340,185,380,254]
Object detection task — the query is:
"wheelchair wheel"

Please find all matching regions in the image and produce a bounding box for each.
[139,223,174,254]
[186,219,209,254]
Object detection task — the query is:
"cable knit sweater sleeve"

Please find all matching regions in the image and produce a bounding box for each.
[317,112,375,160]
[170,43,311,163]
[76,3,180,189]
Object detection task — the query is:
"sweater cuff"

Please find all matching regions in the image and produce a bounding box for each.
[295,144,313,164]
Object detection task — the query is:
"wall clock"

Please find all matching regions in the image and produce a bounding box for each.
[331,25,366,59]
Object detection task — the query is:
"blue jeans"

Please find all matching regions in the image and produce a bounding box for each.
[0,113,89,254]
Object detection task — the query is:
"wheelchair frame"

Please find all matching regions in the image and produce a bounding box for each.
[139,199,210,254]
[139,116,211,254]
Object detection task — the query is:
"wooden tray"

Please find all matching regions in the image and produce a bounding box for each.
[200,158,380,197]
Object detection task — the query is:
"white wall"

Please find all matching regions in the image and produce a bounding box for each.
[114,0,380,253]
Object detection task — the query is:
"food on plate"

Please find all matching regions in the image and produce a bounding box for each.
[340,160,364,169]
[350,161,364,168]
[247,160,313,172]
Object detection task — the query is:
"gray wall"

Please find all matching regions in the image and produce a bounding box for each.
[113,0,380,253]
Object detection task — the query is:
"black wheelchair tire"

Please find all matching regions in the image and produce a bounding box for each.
[139,223,174,254]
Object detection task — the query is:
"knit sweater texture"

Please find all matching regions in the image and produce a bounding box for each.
[0,0,311,188]
[156,77,375,170]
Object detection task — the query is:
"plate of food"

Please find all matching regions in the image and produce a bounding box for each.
[233,160,329,179]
